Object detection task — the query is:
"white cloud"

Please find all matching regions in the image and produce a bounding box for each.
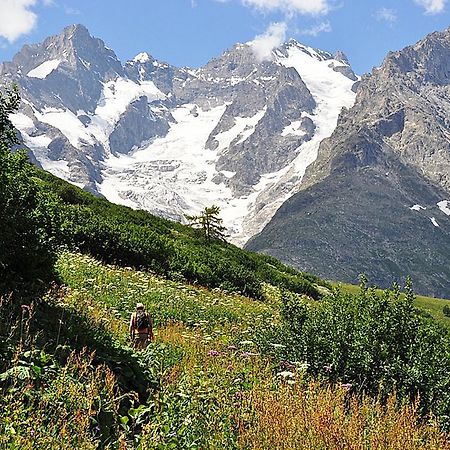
[0,0,53,43]
[242,0,330,15]
[414,0,446,14]
[248,22,287,61]
[300,20,331,36]
[375,7,397,23]
[0,0,38,42]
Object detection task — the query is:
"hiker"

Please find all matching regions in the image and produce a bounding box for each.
[129,303,154,350]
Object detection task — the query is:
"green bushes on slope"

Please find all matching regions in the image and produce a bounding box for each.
[269,281,450,430]
[33,169,322,300]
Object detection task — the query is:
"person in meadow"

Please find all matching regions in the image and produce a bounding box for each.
[129,303,154,350]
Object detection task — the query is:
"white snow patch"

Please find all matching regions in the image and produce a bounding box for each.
[214,108,266,151]
[35,108,94,148]
[430,217,440,227]
[87,78,166,149]
[281,120,306,137]
[221,170,236,178]
[10,113,34,130]
[96,78,165,124]
[19,128,72,180]
[31,77,166,151]
[410,204,426,211]
[27,59,61,79]
[276,46,356,184]
[99,104,273,237]
[133,52,151,64]
[437,200,450,216]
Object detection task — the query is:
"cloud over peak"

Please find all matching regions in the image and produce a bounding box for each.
[248,22,287,61]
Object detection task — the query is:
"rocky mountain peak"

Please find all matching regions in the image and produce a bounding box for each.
[280,39,332,61]
[2,24,357,246]
[6,24,125,113]
[375,27,450,86]
[334,50,350,65]
[7,24,122,78]
[247,27,450,297]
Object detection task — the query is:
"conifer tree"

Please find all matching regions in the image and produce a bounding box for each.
[186,205,227,242]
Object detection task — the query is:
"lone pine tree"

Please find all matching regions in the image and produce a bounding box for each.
[186,205,227,242]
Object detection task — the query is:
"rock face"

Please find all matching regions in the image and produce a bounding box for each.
[1,25,357,244]
[247,28,450,298]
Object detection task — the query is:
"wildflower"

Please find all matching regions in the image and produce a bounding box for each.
[323,364,332,373]
[341,383,352,391]
[293,361,309,371]
[277,371,295,379]
[207,350,220,357]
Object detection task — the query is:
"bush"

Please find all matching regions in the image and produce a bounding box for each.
[443,305,450,318]
[278,284,450,428]
[33,172,323,299]
[0,147,61,281]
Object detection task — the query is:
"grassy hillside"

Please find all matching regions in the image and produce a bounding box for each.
[33,169,326,300]
[2,252,449,448]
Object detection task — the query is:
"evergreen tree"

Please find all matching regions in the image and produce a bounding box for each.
[186,205,227,242]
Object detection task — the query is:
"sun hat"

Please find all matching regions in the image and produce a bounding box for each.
[136,303,145,309]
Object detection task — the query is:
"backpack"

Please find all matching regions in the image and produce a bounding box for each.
[135,310,150,331]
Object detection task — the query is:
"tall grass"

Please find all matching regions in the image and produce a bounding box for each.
[240,381,449,450]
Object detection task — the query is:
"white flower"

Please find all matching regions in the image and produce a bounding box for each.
[277,371,295,378]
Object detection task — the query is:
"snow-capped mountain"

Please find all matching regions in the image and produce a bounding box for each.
[248,27,450,297]
[1,24,358,244]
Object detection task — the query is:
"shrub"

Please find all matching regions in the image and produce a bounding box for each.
[443,304,450,318]
[278,284,450,428]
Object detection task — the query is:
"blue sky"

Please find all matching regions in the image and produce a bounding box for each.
[0,0,449,74]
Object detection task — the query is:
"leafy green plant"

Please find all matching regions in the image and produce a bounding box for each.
[276,282,450,429]
[443,304,450,318]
